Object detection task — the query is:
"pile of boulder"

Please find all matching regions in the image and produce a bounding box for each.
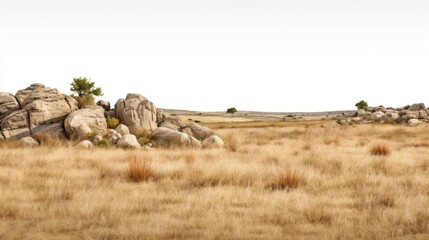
[338,103,429,126]
[0,83,224,149]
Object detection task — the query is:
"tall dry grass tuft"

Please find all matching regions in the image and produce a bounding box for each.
[370,143,391,156]
[266,169,307,191]
[127,156,154,182]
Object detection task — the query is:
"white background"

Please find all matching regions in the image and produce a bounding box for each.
[1,0,428,112]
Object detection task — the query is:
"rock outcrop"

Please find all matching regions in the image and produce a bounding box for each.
[202,135,224,148]
[115,94,157,135]
[0,92,20,126]
[117,134,141,149]
[347,103,429,126]
[1,84,78,139]
[19,136,39,147]
[1,83,224,149]
[64,107,107,139]
[75,140,94,148]
[97,100,110,111]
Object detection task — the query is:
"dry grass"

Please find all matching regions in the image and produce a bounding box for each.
[370,143,391,156]
[127,156,154,182]
[266,169,307,190]
[0,122,429,239]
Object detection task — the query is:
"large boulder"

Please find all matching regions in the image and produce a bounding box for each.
[19,136,39,147]
[409,103,426,111]
[408,119,421,126]
[1,110,31,139]
[370,112,385,121]
[1,84,78,139]
[0,92,20,125]
[75,140,94,149]
[117,134,141,149]
[185,122,214,140]
[160,116,182,131]
[202,135,224,148]
[151,127,191,146]
[64,107,107,139]
[96,100,110,111]
[115,94,157,135]
[115,124,130,135]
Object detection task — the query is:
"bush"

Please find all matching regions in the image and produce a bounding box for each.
[370,143,390,156]
[106,117,120,129]
[355,100,368,110]
[266,169,307,191]
[127,156,154,182]
[73,95,95,108]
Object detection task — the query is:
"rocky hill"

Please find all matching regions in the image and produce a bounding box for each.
[0,83,223,149]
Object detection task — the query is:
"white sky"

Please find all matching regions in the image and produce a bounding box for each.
[0,0,428,112]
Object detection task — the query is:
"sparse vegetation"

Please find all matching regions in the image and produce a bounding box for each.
[70,77,103,108]
[106,116,120,129]
[127,155,154,182]
[226,107,237,116]
[0,123,428,239]
[355,100,368,110]
[370,143,391,156]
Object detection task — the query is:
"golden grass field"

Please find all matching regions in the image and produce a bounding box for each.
[1,119,429,239]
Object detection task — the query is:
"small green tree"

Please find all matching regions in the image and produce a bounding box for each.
[226,107,237,117]
[355,100,368,110]
[70,77,103,108]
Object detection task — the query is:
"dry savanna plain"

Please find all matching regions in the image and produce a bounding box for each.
[1,112,429,240]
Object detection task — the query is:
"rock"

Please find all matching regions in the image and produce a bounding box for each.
[156,109,167,126]
[111,133,121,144]
[338,118,352,126]
[385,112,400,123]
[370,112,385,121]
[115,124,130,135]
[190,136,202,148]
[105,109,116,118]
[115,94,157,135]
[408,119,421,126]
[75,140,94,148]
[202,135,224,148]
[0,92,20,124]
[96,100,111,111]
[151,127,191,146]
[1,110,31,139]
[117,134,141,148]
[160,117,182,131]
[185,122,214,141]
[64,107,107,140]
[182,127,193,137]
[19,136,39,147]
[409,103,426,111]
[93,134,103,145]
[1,84,78,139]
[418,110,428,119]
[356,109,366,117]
[351,117,362,123]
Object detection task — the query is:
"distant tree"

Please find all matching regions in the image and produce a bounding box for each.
[355,100,368,110]
[226,107,237,117]
[70,77,103,108]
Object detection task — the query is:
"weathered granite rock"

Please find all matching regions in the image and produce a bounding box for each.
[185,122,214,141]
[117,134,141,148]
[64,107,107,139]
[202,135,224,148]
[151,127,191,146]
[115,94,157,135]
[75,140,94,148]
[19,136,39,147]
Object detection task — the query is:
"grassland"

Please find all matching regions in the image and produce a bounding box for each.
[1,119,429,239]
